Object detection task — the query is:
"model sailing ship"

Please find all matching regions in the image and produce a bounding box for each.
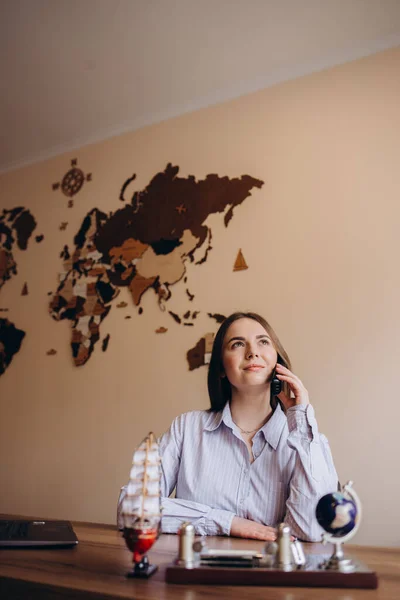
[120,432,162,577]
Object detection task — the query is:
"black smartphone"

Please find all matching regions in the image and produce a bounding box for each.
[271,356,283,396]
[271,369,282,396]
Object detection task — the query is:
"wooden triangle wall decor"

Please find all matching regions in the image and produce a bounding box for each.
[233,249,248,271]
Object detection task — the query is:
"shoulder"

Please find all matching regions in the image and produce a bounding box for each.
[159,410,211,454]
[170,409,211,431]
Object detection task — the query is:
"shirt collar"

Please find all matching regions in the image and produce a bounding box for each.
[204,402,232,432]
[204,402,287,450]
[260,403,287,450]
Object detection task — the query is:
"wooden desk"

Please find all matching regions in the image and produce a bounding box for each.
[0,521,399,599]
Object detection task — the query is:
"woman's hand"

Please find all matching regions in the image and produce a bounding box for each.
[230,517,277,541]
[275,363,309,409]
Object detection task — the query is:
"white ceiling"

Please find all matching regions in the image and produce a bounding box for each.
[1,0,400,174]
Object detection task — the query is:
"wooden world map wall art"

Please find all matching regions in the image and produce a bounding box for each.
[49,163,263,369]
[0,207,38,375]
[0,163,263,377]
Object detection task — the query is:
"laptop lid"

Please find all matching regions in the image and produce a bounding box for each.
[0,519,79,548]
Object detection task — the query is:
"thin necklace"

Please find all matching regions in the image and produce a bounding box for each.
[232,413,272,435]
[233,421,261,435]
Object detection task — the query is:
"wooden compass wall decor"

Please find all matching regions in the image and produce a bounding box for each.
[52,159,92,207]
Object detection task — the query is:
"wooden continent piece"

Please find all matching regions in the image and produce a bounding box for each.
[233,249,248,271]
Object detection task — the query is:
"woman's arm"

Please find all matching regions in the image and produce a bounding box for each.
[284,405,338,541]
[275,364,338,541]
[161,496,235,536]
[162,497,276,539]
[117,484,234,536]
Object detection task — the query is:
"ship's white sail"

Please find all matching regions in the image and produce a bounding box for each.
[121,432,162,529]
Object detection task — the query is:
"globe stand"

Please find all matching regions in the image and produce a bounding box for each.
[321,542,356,573]
[320,481,362,573]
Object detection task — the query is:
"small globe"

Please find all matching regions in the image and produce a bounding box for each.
[316,491,357,537]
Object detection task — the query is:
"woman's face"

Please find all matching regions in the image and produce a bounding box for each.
[221,318,278,392]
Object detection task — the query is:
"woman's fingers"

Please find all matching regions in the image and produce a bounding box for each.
[276,364,303,387]
[230,517,277,541]
[263,528,277,542]
[254,524,277,541]
[275,363,309,406]
[253,526,277,541]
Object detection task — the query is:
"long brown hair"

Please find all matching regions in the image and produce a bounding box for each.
[207,312,291,412]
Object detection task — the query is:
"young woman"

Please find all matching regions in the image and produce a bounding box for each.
[118,312,338,542]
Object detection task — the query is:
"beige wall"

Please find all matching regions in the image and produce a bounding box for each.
[1,47,399,547]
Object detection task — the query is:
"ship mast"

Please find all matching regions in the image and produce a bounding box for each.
[139,432,153,523]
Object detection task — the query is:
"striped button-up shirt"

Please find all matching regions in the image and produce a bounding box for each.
[118,403,338,542]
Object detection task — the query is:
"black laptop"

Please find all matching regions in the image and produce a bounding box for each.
[0,519,79,548]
